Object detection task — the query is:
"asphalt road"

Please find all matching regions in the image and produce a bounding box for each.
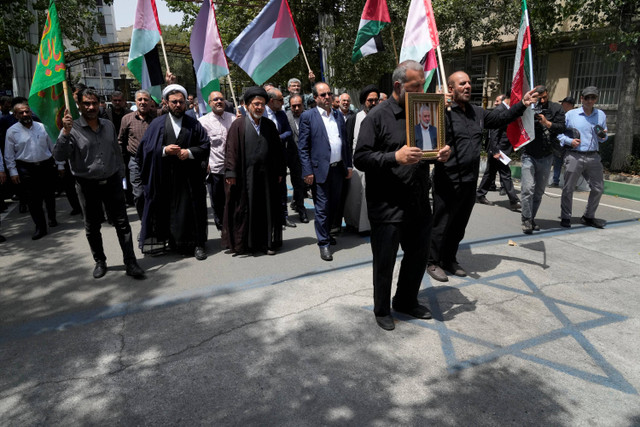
[1,179,640,425]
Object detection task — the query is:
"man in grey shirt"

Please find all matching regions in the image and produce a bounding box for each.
[55,88,144,279]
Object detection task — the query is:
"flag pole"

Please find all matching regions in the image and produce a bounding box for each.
[226,74,238,110]
[159,35,171,74]
[390,27,399,65]
[62,80,71,112]
[436,45,446,93]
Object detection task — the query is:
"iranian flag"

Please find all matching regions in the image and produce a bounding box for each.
[507,0,535,150]
[226,0,301,86]
[191,0,228,115]
[351,0,390,63]
[399,0,440,90]
[28,0,78,142]
[127,0,164,103]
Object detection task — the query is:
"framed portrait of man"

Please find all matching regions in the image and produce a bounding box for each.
[406,93,445,159]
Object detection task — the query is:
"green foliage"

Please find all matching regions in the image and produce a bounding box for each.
[600,135,640,174]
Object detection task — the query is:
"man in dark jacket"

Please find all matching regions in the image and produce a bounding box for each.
[519,85,565,234]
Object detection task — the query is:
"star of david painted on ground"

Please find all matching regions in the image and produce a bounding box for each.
[399,269,637,395]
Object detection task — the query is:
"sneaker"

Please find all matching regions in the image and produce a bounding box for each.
[476,196,494,206]
[522,219,533,234]
[581,216,605,229]
[560,218,571,228]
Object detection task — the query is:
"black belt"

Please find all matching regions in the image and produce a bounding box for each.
[571,150,598,155]
[330,161,341,167]
[16,158,54,167]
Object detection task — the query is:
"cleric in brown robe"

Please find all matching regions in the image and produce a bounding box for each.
[222,87,285,255]
[136,84,210,260]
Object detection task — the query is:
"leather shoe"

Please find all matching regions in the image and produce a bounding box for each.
[329,236,337,245]
[125,260,145,278]
[427,264,448,282]
[48,219,58,227]
[510,201,521,211]
[581,216,605,229]
[320,246,333,261]
[443,261,467,277]
[32,229,47,240]
[476,196,494,206]
[298,210,309,223]
[522,219,533,234]
[393,303,432,319]
[93,260,107,279]
[194,246,207,260]
[285,218,297,228]
[375,315,395,330]
[560,218,571,228]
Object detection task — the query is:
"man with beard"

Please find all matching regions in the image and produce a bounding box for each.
[55,88,144,279]
[119,89,156,220]
[354,61,451,330]
[137,84,210,260]
[343,85,379,233]
[519,86,565,234]
[414,105,438,150]
[5,103,62,239]
[198,91,237,231]
[283,73,315,111]
[427,71,538,282]
[222,86,285,255]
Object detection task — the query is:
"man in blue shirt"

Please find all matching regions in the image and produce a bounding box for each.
[557,86,608,228]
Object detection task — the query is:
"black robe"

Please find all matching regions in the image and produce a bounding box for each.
[137,114,210,254]
[222,116,285,254]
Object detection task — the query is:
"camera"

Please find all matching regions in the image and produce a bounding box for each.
[594,124,606,139]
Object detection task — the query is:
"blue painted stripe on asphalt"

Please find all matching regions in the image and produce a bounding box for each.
[1,219,637,345]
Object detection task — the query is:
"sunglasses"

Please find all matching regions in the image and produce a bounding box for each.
[317,92,332,98]
[584,95,597,101]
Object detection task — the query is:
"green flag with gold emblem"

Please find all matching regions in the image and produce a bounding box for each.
[28,0,77,142]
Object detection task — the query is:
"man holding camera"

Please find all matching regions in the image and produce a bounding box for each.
[519,86,565,234]
[557,86,608,228]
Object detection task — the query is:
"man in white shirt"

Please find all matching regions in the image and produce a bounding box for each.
[5,103,63,239]
[198,91,236,230]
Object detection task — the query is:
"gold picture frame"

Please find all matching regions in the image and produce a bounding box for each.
[406,93,446,159]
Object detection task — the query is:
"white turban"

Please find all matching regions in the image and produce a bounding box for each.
[162,84,188,100]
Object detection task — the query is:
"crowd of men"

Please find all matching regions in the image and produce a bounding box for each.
[0,62,610,330]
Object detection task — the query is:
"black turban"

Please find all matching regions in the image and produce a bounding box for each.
[359,84,380,104]
[243,86,269,104]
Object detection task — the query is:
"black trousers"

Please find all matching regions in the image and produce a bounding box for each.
[476,156,519,203]
[75,173,136,263]
[206,172,225,230]
[16,158,57,231]
[62,161,82,213]
[430,177,476,265]
[287,140,305,211]
[370,218,431,317]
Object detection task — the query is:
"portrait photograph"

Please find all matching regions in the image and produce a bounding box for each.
[405,93,445,159]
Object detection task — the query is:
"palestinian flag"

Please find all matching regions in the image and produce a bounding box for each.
[351,0,390,63]
[226,0,301,86]
[400,0,440,90]
[507,0,535,150]
[127,0,164,103]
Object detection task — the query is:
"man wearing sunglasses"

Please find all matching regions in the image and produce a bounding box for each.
[298,82,353,261]
[558,86,608,229]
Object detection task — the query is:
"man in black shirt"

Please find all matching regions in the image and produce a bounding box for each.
[427,71,538,282]
[520,86,565,234]
[355,60,451,331]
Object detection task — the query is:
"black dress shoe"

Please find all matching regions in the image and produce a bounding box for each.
[427,264,448,282]
[285,218,297,228]
[299,210,309,223]
[319,246,333,261]
[393,304,432,319]
[581,216,605,229]
[48,219,58,227]
[560,218,571,228]
[194,246,207,260]
[32,229,47,240]
[93,260,107,279]
[476,196,494,206]
[0,235,6,243]
[329,236,337,245]
[442,261,467,277]
[375,315,395,330]
[125,260,145,278]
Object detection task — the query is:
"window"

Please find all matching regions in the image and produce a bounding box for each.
[97,14,107,36]
[570,47,621,105]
